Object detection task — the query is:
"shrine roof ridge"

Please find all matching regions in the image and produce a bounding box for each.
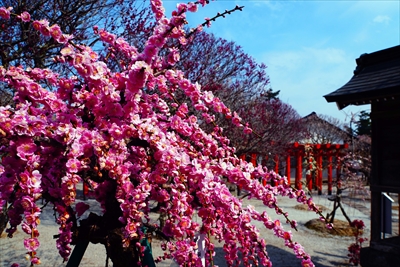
[324,45,400,110]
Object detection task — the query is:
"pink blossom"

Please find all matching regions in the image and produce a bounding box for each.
[148,35,165,48]
[18,11,31,22]
[194,102,207,112]
[301,258,315,267]
[167,48,180,66]
[31,20,41,31]
[127,61,151,93]
[176,103,188,118]
[26,170,42,192]
[178,78,191,91]
[98,29,116,44]
[30,258,41,265]
[204,17,212,27]
[232,111,242,127]
[25,212,41,227]
[243,125,252,134]
[32,20,50,36]
[179,36,187,45]
[198,0,208,7]
[187,3,198,12]
[58,33,73,44]
[213,98,224,113]
[0,7,11,19]
[21,222,32,234]
[20,196,35,210]
[176,3,187,13]
[66,159,81,173]
[60,46,74,57]
[16,140,36,159]
[24,238,40,252]
[150,0,165,20]
[50,25,63,41]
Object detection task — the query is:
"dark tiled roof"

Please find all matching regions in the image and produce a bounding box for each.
[324,45,400,109]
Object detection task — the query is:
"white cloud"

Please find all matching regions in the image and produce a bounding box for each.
[265,51,303,71]
[303,47,347,64]
[263,47,347,75]
[373,15,391,24]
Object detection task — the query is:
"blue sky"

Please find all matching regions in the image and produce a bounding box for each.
[162,0,400,124]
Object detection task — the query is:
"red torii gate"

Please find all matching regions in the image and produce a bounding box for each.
[241,142,348,195]
[290,142,348,195]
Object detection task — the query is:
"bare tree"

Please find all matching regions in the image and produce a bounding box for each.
[0,0,127,69]
[302,112,351,144]
[0,0,154,104]
[231,98,306,157]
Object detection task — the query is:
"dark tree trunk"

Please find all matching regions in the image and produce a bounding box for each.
[326,188,352,225]
[106,228,141,267]
[0,209,8,236]
[71,180,141,266]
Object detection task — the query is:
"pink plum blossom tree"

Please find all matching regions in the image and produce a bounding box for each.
[0,1,328,266]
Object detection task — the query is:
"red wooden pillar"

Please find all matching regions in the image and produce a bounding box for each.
[286,155,291,185]
[295,152,302,189]
[83,182,89,200]
[327,154,333,195]
[317,153,323,195]
[251,153,257,167]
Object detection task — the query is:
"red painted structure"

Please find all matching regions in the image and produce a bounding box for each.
[290,142,348,194]
[242,142,348,195]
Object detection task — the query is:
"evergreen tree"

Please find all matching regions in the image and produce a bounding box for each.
[356,110,371,137]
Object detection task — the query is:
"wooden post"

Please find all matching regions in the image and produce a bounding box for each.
[295,152,302,189]
[317,153,323,195]
[327,155,333,195]
[66,240,89,267]
[370,191,382,242]
[286,155,291,185]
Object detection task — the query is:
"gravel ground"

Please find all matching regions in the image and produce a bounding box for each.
[0,189,375,267]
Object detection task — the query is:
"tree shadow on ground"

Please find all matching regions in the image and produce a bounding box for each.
[311,250,351,267]
[211,245,348,267]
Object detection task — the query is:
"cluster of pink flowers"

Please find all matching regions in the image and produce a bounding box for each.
[0,6,12,19]
[31,19,72,44]
[0,1,326,266]
[348,220,366,266]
